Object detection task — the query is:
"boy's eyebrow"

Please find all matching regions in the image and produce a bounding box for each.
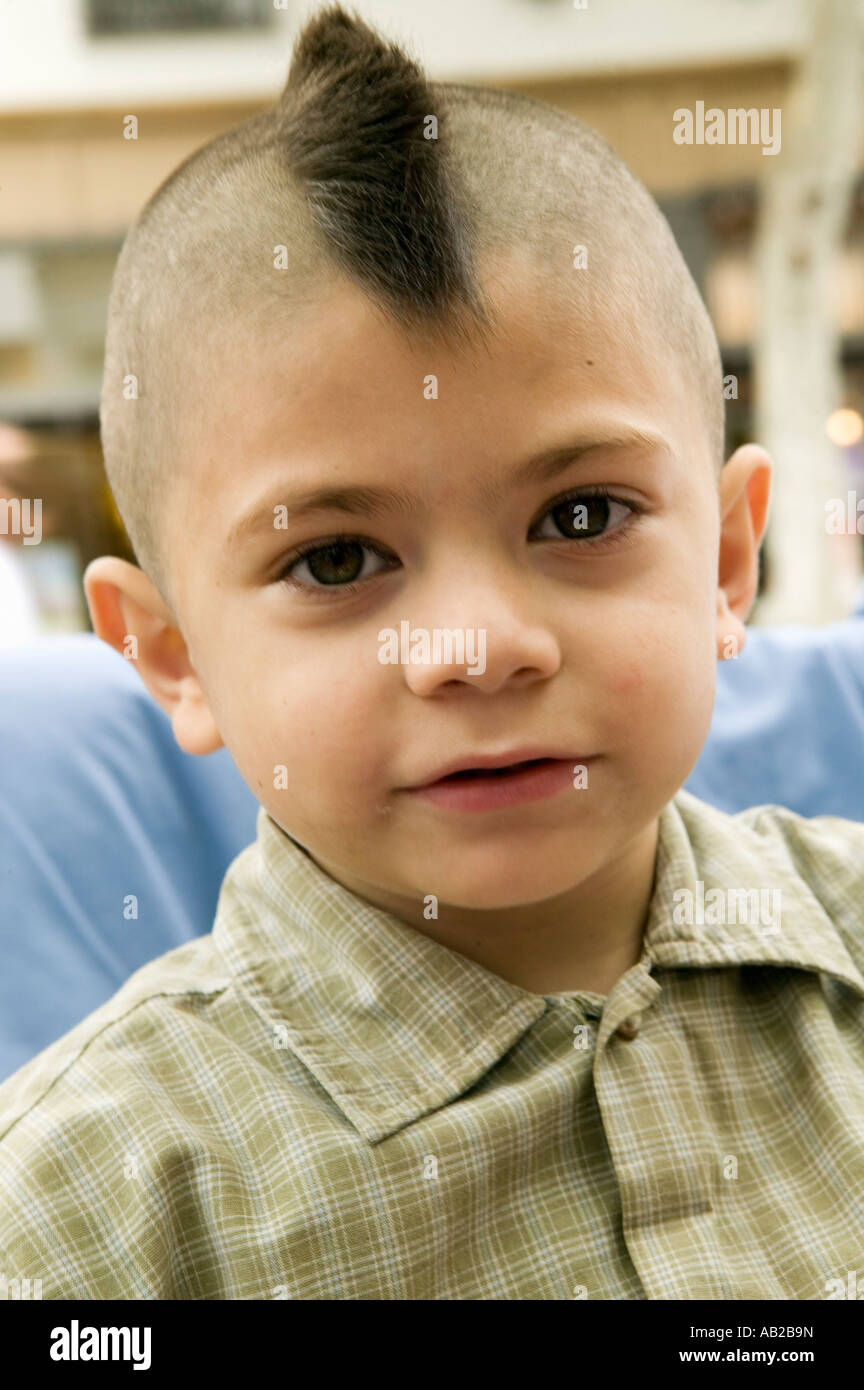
[226,425,670,547]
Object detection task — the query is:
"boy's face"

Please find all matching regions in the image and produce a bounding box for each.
[94,249,767,917]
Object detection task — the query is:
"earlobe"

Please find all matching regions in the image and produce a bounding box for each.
[716,590,747,662]
[170,678,226,755]
[82,555,224,755]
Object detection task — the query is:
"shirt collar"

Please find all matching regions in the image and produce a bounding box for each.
[214,807,546,1143]
[646,790,864,997]
[213,793,864,1143]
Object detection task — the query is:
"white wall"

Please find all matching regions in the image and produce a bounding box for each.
[0,0,805,112]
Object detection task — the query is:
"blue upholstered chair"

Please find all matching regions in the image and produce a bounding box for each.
[0,635,258,1081]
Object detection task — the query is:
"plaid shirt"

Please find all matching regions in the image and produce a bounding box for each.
[1,789,863,1300]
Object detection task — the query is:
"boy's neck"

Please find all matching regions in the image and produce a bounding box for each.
[311,818,660,998]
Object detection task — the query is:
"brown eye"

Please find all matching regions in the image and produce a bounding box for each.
[554,496,610,538]
[303,541,365,585]
[279,537,396,592]
[534,493,633,543]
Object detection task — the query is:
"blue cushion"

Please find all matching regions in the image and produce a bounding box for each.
[0,634,258,1080]
[686,615,864,819]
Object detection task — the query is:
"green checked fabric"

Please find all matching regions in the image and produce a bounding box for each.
[1,788,863,1300]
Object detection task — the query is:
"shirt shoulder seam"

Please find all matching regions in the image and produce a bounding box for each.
[0,980,232,1149]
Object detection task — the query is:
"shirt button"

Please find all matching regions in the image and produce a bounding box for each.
[615,1014,641,1040]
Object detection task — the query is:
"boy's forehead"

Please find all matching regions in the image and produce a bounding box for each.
[199,246,686,443]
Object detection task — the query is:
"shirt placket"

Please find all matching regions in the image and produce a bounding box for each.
[591,963,754,1299]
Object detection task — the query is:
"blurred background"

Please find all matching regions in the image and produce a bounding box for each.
[1,0,863,640]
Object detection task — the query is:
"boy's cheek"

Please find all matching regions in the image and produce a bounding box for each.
[603,637,715,746]
[240,695,377,783]
[608,660,644,698]
[605,646,679,704]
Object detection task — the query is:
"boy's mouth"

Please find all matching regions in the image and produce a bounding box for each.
[439,757,553,781]
[406,751,591,813]
[412,748,589,788]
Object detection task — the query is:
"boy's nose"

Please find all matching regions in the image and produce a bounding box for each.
[400,621,560,697]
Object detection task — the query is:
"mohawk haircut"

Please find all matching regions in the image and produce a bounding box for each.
[101,3,723,612]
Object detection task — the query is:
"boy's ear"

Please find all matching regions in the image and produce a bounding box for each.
[716,443,772,661]
[83,555,224,755]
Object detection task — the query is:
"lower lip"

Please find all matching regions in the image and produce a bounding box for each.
[408,758,587,813]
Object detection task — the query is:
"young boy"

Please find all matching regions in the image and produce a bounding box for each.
[1,5,863,1301]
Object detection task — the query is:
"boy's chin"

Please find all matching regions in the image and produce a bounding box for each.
[425,856,609,912]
